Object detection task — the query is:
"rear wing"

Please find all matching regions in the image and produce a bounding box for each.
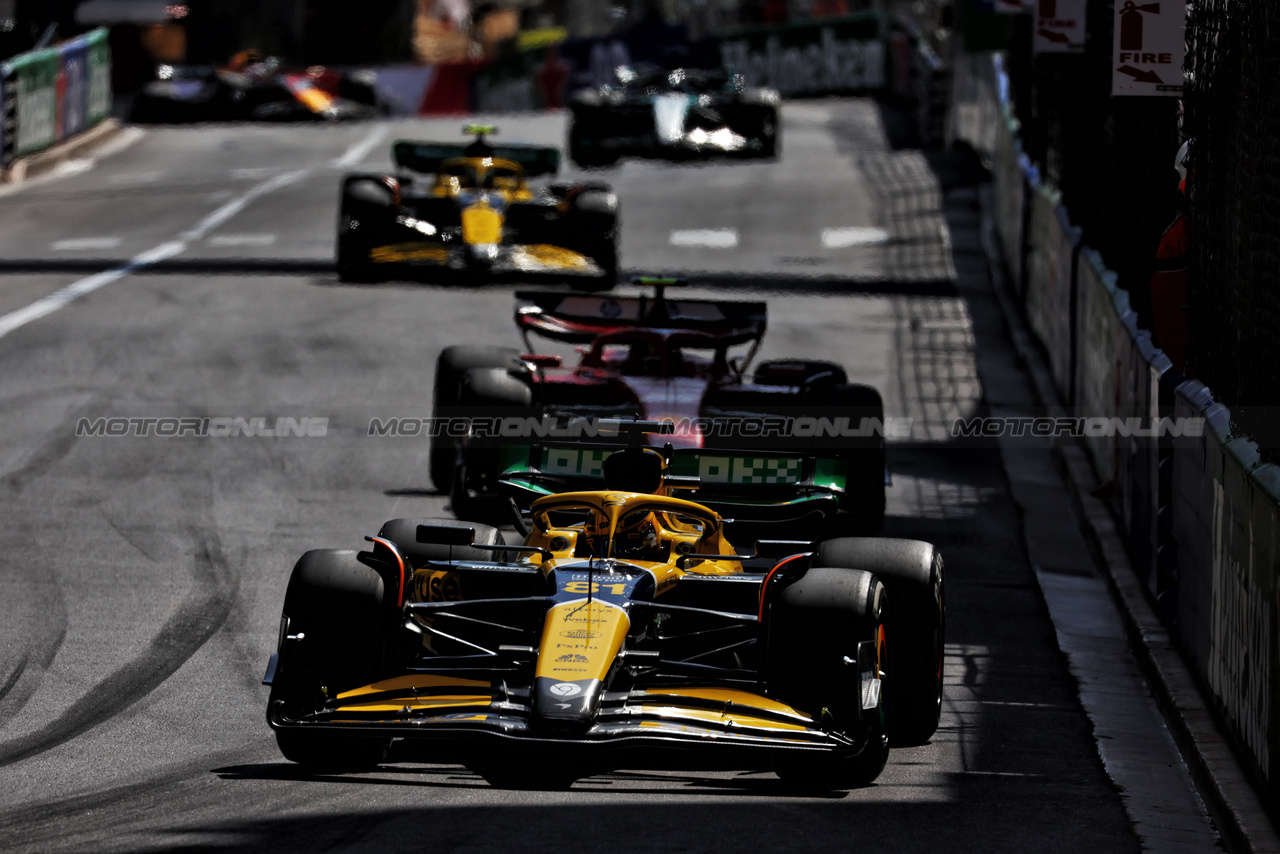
[496,442,845,536]
[392,140,561,177]
[514,291,767,345]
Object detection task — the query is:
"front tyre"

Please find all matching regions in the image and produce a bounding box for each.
[816,538,945,746]
[768,567,889,788]
[267,549,395,771]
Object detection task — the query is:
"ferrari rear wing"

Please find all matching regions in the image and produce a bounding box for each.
[514,291,767,345]
[393,140,561,177]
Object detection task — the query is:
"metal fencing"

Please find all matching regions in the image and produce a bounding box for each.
[996,0,1277,458]
[1002,1,1180,327]
[1184,1,1280,458]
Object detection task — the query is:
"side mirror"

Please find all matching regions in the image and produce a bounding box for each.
[755,539,814,558]
[417,524,475,546]
[521,353,562,369]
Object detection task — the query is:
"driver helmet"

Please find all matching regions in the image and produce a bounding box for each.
[585,508,660,559]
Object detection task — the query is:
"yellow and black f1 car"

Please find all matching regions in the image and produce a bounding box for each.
[263,429,943,789]
[337,125,618,287]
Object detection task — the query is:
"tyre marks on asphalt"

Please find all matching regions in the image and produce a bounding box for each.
[1,397,111,496]
[0,581,67,741]
[0,740,275,852]
[0,526,238,768]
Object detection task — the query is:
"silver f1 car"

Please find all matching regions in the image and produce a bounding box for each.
[568,66,780,167]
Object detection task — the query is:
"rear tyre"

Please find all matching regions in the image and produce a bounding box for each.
[816,538,945,746]
[430,346,522,493]
[568,119,616,168]
[768,567,889,788]
[569,189,619,290]
[812,384,886,536]
[751,359,848,387]
[337,177,395,283]
[451,367,534,523]
[268,549,395,771]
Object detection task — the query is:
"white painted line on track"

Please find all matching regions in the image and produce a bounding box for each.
[0,167,311,343]
[822,227,890,248]
[207,234,277,247]
[107,171,161,185]
[669,228,738,248]
[179,170,307,241]
[0,126,365,341]
[230,167,280,180]
[0,241,184,340]
[51,237,122,251]
[330,125,388,169]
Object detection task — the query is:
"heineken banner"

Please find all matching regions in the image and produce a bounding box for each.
[86,28,112,126]
[717,15,890,98]
[467,13,913,114]
[1,28,111,165]
[9,47,58,157]
[1,66,12,167]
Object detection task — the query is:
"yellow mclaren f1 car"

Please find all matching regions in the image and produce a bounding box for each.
[263,430,943,789]
[336,125,618,287]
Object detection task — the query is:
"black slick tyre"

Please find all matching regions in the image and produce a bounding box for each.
[268,549,395,771]
[430,346,522,493]
[812,383,886,536]
[336,176,394,284]
[768,567,889,788]
[450,366,534,523]
[815,538,945,746]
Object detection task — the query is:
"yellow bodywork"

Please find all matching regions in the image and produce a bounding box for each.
[314,490,844,750]
[460,201,502,245]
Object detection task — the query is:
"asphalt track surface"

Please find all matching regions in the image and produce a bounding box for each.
[0,103,1210,852]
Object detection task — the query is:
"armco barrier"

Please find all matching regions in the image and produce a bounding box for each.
[1,28,111,166]
[1025,184,1079,398]
[1074,246,1123,480]
[953,50,1280,805]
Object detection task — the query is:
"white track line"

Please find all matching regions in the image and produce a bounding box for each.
[0,170,306,343]
[822,227,890,248]
[207,234,277,247]
[330,125,388,169]
[0,128,386,342]
[669,228,739,248]
[0,241,184,340]
[51,237,121,251]
[179,170,306,241]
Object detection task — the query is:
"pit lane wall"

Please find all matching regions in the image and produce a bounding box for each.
[0,28,112,170]
[951,51,1280,801]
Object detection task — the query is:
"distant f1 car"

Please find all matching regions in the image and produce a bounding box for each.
[431,279,886,536]
[568,66,780,167]
[131,52,379,123]
[263,438,944,789]
[337,125,619,286]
